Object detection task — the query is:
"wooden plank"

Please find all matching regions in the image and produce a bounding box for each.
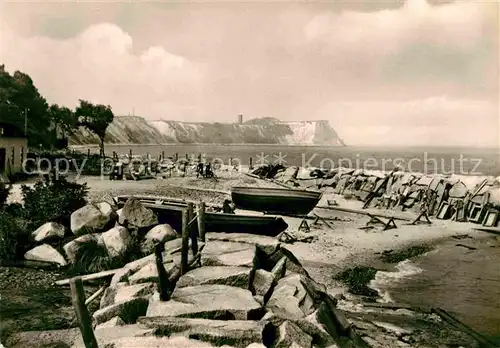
[84,285,106,306]
[55,268,119,286]
[70,277,98,348]
[315,205,412,221]
[181,209,189,275]
[155,243,171,301]
[187,202,198,256]
[197,201,206,242]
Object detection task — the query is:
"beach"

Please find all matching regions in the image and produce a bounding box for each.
[6,169,499,342]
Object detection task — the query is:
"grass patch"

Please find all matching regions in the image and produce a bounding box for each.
[333,266,378,297]
[380,245,433,264]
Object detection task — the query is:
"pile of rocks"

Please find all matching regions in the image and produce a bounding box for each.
[24,198,178,268]
[10,231,487,348]
[69,232,351,348]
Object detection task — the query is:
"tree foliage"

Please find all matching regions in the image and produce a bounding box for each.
[75,99,114,156]
[0,65,81,149]
[48,104,77,138]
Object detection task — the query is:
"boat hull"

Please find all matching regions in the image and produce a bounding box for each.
[231,187,322,215]
[115,197,288,236]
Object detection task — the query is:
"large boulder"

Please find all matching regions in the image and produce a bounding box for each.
[72,324,155,348]
[141,224,179,254]
[205,233,280,255]
[119,198,158,231]
[146,284,262,320]
[100,282,156,309]
[201,241,256,268]
[100,226,132,257]
[138,317,269,348]
[71,204,112,236]
[267,274,324,320]
[128,261,159,285]
[24,244,67,266]
[63,234,101,263]
[176,266,251,288]
[275,321,313,348]
[82,336,225,348]
[252,269,274,301]
[97,202,118,223]
[32,222,65,242]
[93,297,149,325]
[95,316,126,330]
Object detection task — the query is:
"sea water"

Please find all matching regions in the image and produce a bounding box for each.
[78,144,500,176]
[371,235,500,341]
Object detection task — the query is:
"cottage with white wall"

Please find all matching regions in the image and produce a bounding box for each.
[0,122,28,177]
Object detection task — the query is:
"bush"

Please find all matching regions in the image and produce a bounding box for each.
[21,175,88,228]
[0,182,10,208]
[0,211,33,265]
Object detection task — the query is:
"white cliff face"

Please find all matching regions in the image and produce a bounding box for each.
[283,122,317,145]
[69,116,345,146]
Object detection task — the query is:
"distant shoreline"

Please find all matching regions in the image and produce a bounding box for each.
[70,143,347,148]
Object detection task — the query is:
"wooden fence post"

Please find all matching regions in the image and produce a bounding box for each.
[197,201,206,242]
[129,149,133,160]
[187,202,198,256]
[87,149,90,158]
[155,243,170,301]
[249,157,253,170]
[181,209,189,275]
[69,277,98,348]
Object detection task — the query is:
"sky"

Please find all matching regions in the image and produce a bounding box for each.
[0,0,498,147]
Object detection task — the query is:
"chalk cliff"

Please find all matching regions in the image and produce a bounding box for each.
[68,116,345,146]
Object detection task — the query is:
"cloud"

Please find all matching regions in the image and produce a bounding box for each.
[322,97,498,147]
[0,21,203,119]
[0,0,497,147]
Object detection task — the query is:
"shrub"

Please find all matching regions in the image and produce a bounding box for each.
[0,182,10,208]
[0,211,33,265]
[21,175,88,228]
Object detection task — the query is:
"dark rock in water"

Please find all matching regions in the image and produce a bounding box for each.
[380,245,433,263]
[333,266,378,297]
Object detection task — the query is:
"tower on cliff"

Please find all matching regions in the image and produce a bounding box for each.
[238,114,243,125]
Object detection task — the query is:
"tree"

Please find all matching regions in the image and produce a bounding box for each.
[48,104,77,139]
[75,100,114,157]
[0,65,52,148]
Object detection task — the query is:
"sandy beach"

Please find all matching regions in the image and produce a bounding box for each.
[8,169,492,292]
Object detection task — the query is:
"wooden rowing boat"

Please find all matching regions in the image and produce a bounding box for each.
[114,195,288,236]
[230,186,322,215]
